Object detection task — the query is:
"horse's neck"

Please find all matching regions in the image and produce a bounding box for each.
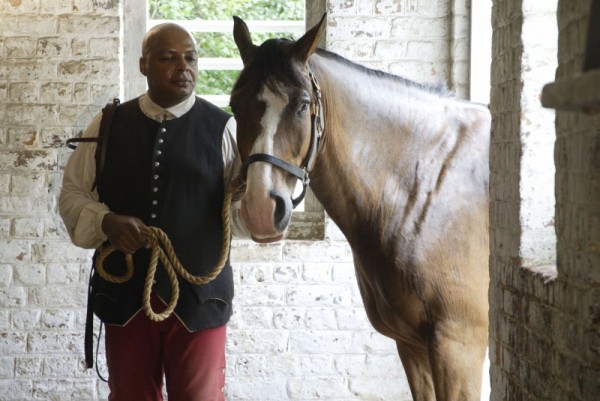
[309,55,488,243]
[314,55,451,160]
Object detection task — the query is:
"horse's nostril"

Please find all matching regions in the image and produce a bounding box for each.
[270,191,292,232]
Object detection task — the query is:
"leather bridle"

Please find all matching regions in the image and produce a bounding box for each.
[240,71,324,208]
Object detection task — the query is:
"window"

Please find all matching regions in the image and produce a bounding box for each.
[481,0,558,269]
[147,1,305,108]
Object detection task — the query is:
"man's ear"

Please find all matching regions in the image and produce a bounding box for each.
[139,57,147,76]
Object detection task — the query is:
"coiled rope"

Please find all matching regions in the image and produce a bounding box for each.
[93,177,243,322]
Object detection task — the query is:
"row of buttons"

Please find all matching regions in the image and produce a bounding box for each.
[150,127,167,220]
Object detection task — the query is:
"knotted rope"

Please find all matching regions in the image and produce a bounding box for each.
[94,177,243,322]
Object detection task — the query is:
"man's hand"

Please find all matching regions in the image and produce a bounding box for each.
[101,213,150,254]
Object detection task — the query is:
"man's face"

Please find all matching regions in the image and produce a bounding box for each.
[140,27,198,108]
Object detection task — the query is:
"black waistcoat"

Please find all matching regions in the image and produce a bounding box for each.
[92,96,233,331]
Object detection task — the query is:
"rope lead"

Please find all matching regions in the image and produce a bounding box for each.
[94,176,240,322]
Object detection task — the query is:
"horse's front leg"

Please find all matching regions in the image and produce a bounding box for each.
[396,340,436,401]
[427,318,488,401]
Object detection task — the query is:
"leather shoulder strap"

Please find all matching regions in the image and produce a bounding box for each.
[64,98,120,197]
[93,98,120,198]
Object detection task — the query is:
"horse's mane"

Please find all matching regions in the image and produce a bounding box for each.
[233,38,307,98]
[314,48,451,96]
[233,38,451,100]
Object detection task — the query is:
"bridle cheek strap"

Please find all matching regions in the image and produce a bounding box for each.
[240,71,324,209]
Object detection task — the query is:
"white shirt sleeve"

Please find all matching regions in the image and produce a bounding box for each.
[221,117,250,239]
[58,112,111,249]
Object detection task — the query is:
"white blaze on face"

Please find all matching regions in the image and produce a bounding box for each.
[247,84,288,191]
[242,83,290,237]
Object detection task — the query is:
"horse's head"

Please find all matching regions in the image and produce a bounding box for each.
[230,14,326,243]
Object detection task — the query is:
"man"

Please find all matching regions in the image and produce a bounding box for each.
[59,23,246,401]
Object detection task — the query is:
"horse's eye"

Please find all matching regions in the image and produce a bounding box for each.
[297,102,309,115]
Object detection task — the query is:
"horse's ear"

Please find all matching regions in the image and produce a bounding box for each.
[293,13,327,65]
[233,16,257,66]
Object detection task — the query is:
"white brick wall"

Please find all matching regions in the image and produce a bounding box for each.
[325,0,469,97]
[0,0,467,400]
[489,0,600,400]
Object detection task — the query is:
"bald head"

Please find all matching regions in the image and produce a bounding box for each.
[142,23,197,58]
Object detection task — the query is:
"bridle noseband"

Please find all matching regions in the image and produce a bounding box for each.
[240,71,324,208]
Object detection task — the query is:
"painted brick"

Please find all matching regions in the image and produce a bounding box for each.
[287,377,350,399]
[28,332,83,354]
[272,307,305,329]
[0,195,47,215]
[89,37,119,57]
[12,218,44,238]
[4,36,37,58]
[0,357,14,378]
[286,284,353,306]
[231,306,274,329]
[329,16,390,39]
[41,309,77,330]
[32,379,96,400]
[0,0,40,13]
[0,265,12,286]
[226,377,287,401]
[1,16,57,36]
[283,241,352,262]
[29,286,86,308]
[31,241,90,263]
[40,82,73,104]
[289,330,353,354]
[46,263,80,285]
[0,241,31,264]
[336,353,404,377]
[39,0,74,14]
[349,377,413,399]
[335,307,371,330]
[231,240,283,262]
[14,264,45,285]
[234,282,286,306]
[0,332,27,354]
[57,15,119,36]
[2,60,58,81]
[302,262,333,282]
[227,329,289,354]
[7,128,39,148]
[0,312,9,331]
[36,36,70,57]
[15,356,42,377]
[42,356,81,377]
[350,330,398,354]
[11,309,41,330]
[305,307,337,329]
[8,82,38,103]
[0,379,33,401]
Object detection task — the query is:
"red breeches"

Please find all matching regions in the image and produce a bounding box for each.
[104,296,226,401]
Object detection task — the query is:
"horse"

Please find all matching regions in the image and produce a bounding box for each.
[230,14,491,401]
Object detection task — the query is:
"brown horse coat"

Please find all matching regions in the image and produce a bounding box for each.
[230,15,490,401]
